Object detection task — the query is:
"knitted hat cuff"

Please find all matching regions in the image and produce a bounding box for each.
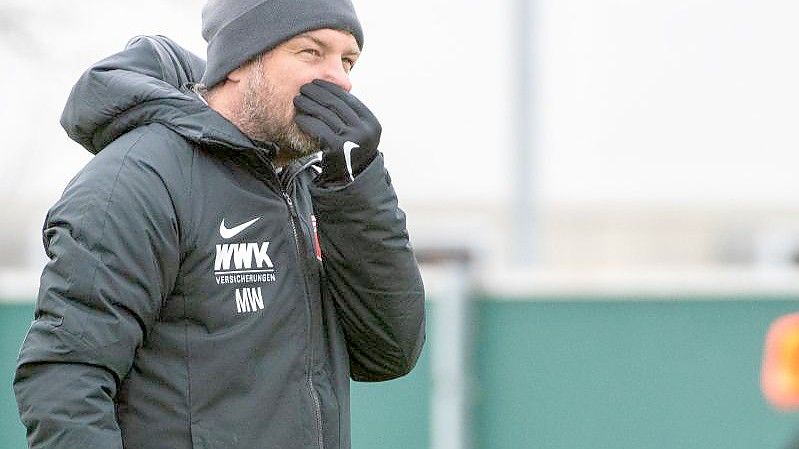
[201,0,363,88]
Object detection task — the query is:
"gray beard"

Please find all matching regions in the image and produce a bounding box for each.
[235,62,320,164]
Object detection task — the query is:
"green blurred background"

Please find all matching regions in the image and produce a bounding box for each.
[3,296,798,449]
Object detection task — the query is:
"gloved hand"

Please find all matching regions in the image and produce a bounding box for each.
[294,79,380,184]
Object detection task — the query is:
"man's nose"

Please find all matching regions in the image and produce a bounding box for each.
[319,58,352,92]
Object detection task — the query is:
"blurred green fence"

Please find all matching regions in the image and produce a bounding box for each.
[2,297,798,448]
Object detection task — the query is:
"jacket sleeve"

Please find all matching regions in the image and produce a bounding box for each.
[14,134,181,448]
[310,154,425,382]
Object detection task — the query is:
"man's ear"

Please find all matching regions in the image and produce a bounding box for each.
[227,64,250,84]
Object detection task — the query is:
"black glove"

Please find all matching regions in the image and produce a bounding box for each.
[294,79,381,184]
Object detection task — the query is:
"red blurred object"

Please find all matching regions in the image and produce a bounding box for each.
[762,313,799,410]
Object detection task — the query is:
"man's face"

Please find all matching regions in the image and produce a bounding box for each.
[233,28,361,162]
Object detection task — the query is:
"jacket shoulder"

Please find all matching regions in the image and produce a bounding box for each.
[94,122,195,176]
[74,123,195,206]
[55,123,197,243]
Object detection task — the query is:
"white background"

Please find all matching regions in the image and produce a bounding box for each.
[0,0,798,274]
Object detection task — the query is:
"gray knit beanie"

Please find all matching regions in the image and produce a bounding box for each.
[201,0,364,88]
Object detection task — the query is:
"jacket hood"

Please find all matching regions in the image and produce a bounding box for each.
[61,35,257,154]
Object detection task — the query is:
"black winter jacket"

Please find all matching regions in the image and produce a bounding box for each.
[13,36,425,449]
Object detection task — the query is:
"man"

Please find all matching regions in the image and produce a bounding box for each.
[762,313,799,409]
[762,313,799,449]
[13,1,426,448]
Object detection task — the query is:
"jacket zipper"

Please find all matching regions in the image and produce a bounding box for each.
[219,144,325,449]
[281,183,325,449]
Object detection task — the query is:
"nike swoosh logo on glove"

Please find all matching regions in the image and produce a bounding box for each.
[343,141,360,182]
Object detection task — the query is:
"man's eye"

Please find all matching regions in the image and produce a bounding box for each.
[343,58,356,71]
[301,48,321,57]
